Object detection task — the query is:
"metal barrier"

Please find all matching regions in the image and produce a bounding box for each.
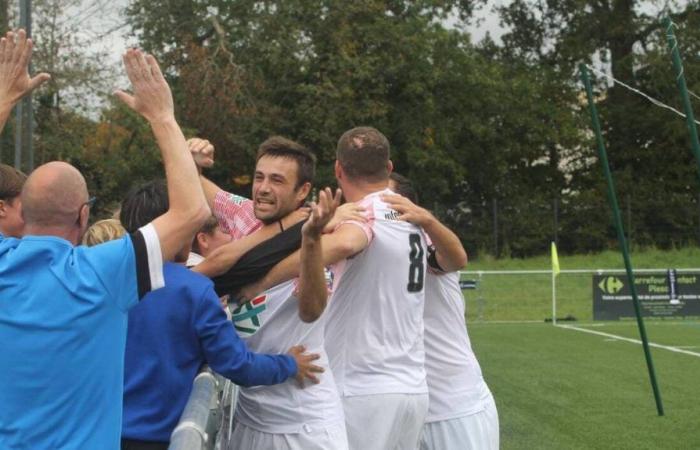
[169,369,220,450]
[168,367,239,450]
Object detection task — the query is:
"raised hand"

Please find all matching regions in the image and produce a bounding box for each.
[188,137,215,169]
[287,345,324,388]
[302,188,341,239]
[0,29,50,108]
[114,48,173,124]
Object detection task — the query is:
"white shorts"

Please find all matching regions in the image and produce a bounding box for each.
[343,393,429,450]
[229,421,349,450]
[420,392,499,450]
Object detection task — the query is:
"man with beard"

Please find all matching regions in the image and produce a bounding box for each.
[192,137,350,449]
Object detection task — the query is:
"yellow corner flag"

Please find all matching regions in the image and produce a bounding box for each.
[551,241,560,277]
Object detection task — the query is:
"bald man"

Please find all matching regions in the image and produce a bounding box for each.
[0,31,209,450]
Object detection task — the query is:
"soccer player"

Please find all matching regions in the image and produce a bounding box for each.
[386,173,499,450]
[191,137,350,449]
[0,40,210,449]
[240,127,432,450]
[113,180,325,450]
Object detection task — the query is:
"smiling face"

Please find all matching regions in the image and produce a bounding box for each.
[252,155,310,224]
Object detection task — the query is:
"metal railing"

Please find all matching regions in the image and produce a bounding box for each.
[169,367,239,450]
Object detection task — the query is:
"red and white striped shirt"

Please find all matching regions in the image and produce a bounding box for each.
[212,190,262,239]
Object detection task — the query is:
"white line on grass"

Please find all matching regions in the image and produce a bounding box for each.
[557,324,700,358]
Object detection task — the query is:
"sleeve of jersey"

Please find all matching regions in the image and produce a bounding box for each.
[212,190,256,236]
[131,224,165,299]
[194,285,297,386]
[83,223,164,312]
[212,220,304,297]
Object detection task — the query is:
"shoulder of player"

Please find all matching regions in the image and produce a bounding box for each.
[165,262,213,287]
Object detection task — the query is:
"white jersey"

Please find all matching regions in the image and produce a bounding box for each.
[326,189,428,397]
[232,279,345,434]
[423,271,491,422]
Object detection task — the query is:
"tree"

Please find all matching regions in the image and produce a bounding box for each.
[497,0,700,251]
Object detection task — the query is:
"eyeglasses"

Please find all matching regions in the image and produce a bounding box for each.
[75,196,96,227]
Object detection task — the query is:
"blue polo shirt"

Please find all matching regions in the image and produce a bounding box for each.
[0,228,161,450]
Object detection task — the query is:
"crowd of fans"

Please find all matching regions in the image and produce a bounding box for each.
[0,29,498,450]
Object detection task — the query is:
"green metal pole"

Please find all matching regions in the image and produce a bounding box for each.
[664,16,700,182]
[579,64,665,416]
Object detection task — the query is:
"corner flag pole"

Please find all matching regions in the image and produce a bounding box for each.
[579,64,664,416]
[551,242,559,325]
[664,17,700,183]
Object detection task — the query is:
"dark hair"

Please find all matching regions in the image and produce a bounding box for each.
[256,136,316,189]
[389,172,418,204]
[336,126,390,182]
[119,180,169,233]
[0,163,27,200]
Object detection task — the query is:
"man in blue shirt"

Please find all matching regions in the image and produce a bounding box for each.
[118,180,326,449]
[0,36,210,449]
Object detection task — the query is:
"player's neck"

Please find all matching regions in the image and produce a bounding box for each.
[341,180,389,202]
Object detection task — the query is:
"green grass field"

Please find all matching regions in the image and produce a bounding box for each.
[470,321,700,449]
[462,248,700,449]
[461,247,700,322]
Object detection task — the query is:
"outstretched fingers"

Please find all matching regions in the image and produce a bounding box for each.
[146,54,165,83]
[13,29,26,63]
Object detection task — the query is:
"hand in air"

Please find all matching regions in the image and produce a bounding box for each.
[188,137,215,169]
[114,48,174,124]
[0,29,50,108]
[302,188,342,239]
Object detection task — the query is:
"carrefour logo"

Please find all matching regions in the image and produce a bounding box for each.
[598,276,624,294]
[232,294,267,337]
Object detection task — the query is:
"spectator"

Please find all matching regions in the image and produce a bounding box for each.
[0,40,209,449]
[186,214,232,267]
[0,163,27,237]
[82,217,126,246]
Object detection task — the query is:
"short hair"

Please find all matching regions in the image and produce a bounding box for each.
[389,172,418,204]
[191,215,219,254]
[0,164,27,201]
[120,180,168,233]
[82,219,126,246]
[256,136,316,189]
[336,127,390,182]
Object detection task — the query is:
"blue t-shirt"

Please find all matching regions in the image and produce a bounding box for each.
[0,232,157,450]
[122,263,297,442]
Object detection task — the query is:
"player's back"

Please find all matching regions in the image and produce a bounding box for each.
[325,189,428,397]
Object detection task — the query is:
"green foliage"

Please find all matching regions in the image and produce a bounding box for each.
[8,0,700,255]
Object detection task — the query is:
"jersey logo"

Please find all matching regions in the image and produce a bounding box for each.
[227,193,248,205]
[232,294,266,337]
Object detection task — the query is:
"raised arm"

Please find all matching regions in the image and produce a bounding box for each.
[115,49,209,261]
[0,29,50,133]
[297,188,341,322]
[381,193,467,272]
[187,137,228,210]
